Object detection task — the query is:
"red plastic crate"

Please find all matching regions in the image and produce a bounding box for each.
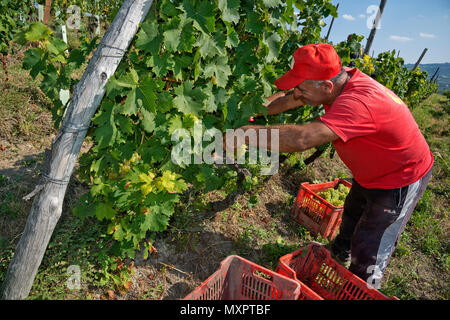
[183,255,320,300]
[276,242,398,300]
[291,178,352,240]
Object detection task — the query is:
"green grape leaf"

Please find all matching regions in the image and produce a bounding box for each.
[262,0,283,8]
[25,22,52,41]
[163,27,182,52]
[203,83,219,113]
[118,73,158,116]
[203,55,232,88]
[173,81,208,115]
[203,83,228,113]
[263,31,281,63]
[225,26,240,48]
[121,87,138,116]
[213,32,227,55]
[137,75,158,113]
[168,114,183,135]
[116,115,134,135]
[245,12,264,34]
[198,166,223,192]
[140,108,156,133]
[157,91,174,112]
[181,0,216,34]
[173,55,193,81]
[237,74,258,93]
[218,0,240,24]
[141,139,168,163]
[95,202,116,221]
[135,20,161,56]
[93,101,118,148]
[234,40,258,76]
[224,93,240,123]
[155,171,188,193]
[140,192,179,232]
[90,177,108,196]
[39,64,59,97]
[161,0,180,17]
[195,33,222,59]
[73,193,95,218]
[111,224,125,241]
[22,49,48,79]
[153,113,171,142]
[146,54,174,77]
[115,69,139,88]
[141,210,170,232]
[46,37,68,56]
[22,49,41,69]
[178,20,197,52]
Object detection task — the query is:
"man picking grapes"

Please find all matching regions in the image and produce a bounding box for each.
[224,43,434,289]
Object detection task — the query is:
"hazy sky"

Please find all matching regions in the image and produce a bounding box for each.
[317,0,450,64]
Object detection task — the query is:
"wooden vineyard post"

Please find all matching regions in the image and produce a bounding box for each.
[364,0,387,56]
[0,0,154,300]
[43,0,52,25]
[433,73,439,84]
[430,68,440,82]
[324,3,339,41]
[413,48,428,71]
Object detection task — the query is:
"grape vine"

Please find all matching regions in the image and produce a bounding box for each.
[71,0,338,259]
[0,0,34,87]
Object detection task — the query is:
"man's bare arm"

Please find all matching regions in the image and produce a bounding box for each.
[225,121,339,153]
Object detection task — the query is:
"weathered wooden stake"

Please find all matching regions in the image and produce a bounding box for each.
[430,67,440,82]
[364,0,387,55]
[413,48,428,71]
[325,3,339,41]
[43,0,52,25]
[433,72,439,84]
[0,0,154,300]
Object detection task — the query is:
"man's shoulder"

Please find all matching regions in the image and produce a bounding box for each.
[342,68,383,98]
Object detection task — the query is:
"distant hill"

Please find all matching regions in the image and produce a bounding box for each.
[405,63,450,93]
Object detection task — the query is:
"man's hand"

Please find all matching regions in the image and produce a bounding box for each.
[254,90,306,118]
[263,91,291,107]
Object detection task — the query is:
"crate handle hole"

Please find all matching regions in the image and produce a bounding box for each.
[253,269,273,281]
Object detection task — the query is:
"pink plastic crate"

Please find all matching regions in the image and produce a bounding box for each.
[184,255,318,300]
[276,242,399,300]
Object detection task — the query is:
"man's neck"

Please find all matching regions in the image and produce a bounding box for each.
[326,71,351,105]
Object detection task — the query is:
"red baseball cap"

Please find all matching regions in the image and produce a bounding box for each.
[274,43,342,90]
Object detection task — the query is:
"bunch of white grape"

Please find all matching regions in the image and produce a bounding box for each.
[317,184,350,207]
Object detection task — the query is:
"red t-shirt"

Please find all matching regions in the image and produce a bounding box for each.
[319,68,434,189]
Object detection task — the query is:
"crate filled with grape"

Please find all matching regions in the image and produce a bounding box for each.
[291,179,352,240]
[317,183,351,207]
